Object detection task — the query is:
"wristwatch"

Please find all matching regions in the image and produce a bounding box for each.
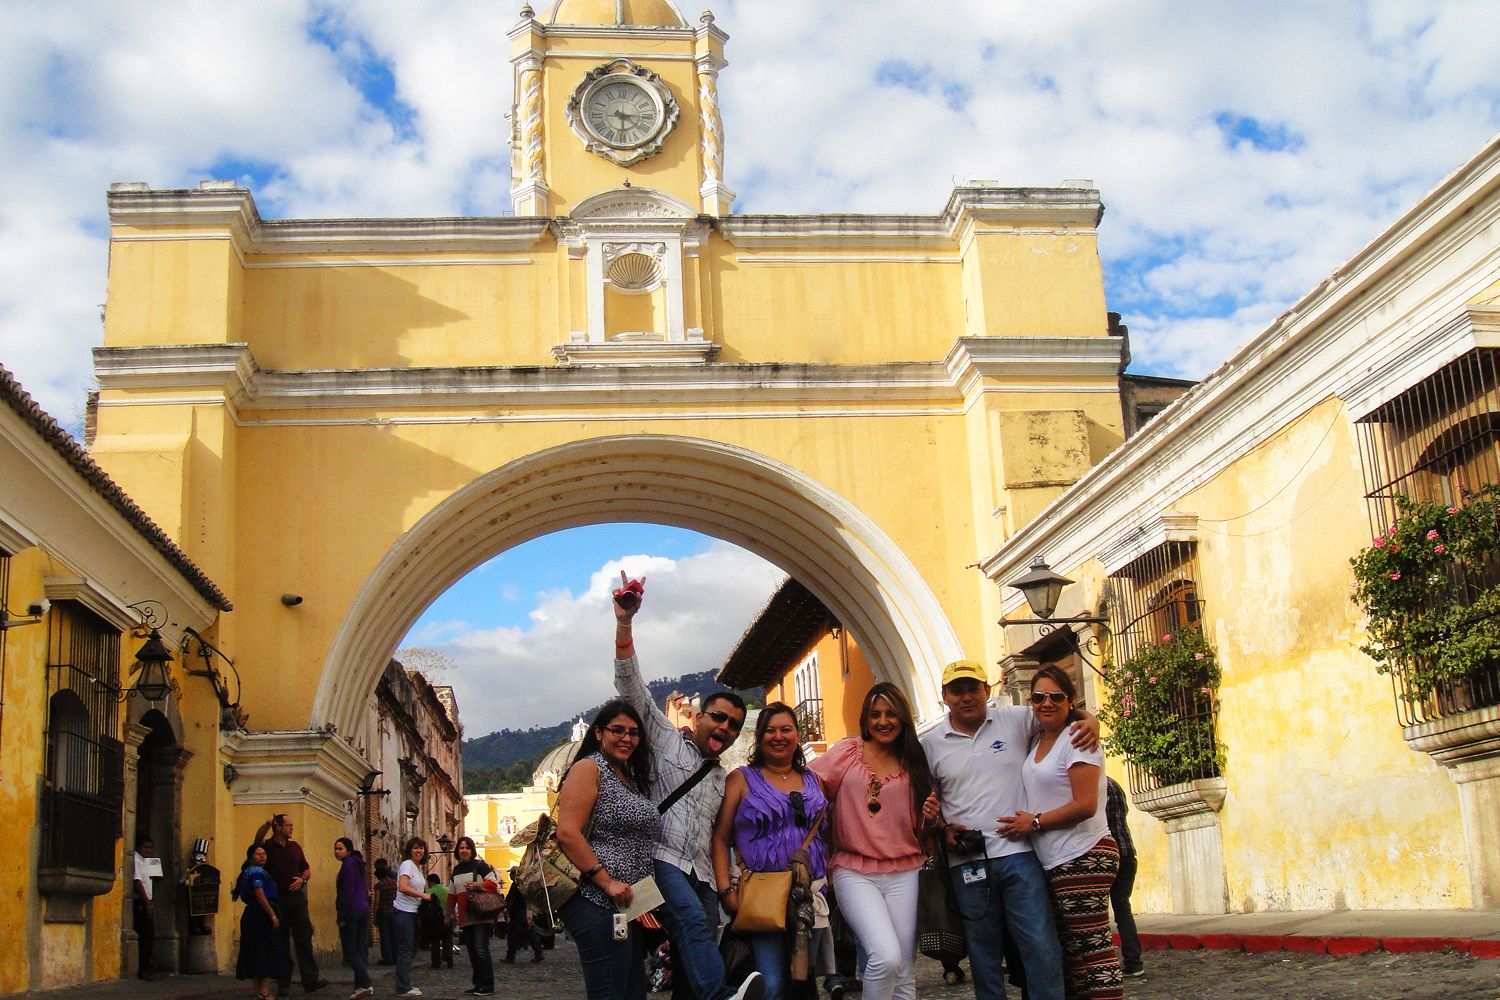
[1030,814,1043,832]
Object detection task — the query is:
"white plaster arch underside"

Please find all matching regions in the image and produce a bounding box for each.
[313,435,963,736]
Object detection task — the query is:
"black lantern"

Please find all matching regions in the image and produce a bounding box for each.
[130,629,174,701]
[1007,557,1074,620]
[436,833,454,855]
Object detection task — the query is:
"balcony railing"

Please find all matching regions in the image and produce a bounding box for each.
[794,698,824,744]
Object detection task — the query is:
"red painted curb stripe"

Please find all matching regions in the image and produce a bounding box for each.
[1134,932,1494,958]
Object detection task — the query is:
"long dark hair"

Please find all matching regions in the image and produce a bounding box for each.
[747,702,806,771]
[335,837,364,878]
[232,842,266,900]
[1031,665,1085,722]
[572,700,653,792]
[860,682,933,837]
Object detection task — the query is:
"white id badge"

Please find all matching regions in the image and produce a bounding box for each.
[960,862,988,885]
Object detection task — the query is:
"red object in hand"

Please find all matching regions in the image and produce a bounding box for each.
[613,577,645,609]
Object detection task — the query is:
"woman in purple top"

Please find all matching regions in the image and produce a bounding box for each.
[712,702,829,1000]
[334,837,374,998]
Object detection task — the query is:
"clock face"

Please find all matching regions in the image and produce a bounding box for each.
[581,77,663,149]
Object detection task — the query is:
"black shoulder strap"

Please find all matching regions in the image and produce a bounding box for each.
[658,758,718,815]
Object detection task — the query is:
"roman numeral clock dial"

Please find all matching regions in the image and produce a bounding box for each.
[565,60,680,167]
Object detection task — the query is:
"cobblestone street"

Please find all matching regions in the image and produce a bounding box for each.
[13,938,1498,1000]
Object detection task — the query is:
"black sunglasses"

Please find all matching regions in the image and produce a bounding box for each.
[704,708,745,732]
[789,790,808,828]
[1029,691,1069,705]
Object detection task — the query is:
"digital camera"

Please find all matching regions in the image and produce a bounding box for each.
[952,829,986,855]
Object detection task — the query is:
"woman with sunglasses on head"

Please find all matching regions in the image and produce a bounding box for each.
[806,682,935,1000]
[556,699,661,1000]
[999,666,1122,1000]
[712,702,829,1000]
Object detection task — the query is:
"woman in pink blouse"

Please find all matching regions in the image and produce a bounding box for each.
[808,682,935,1000]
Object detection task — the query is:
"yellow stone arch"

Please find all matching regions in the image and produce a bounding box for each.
[315,435,964,736]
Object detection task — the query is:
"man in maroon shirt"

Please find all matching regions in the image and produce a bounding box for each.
[258,814,329,994]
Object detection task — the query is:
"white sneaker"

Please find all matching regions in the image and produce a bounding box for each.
[398,990,423,998]
[350,988,375,999]
[732,971,765,1000]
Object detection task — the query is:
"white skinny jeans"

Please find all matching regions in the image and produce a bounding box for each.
[829,866,919,1000]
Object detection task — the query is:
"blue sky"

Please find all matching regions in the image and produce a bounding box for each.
[1,0,1496,730]
[405,523,716,639]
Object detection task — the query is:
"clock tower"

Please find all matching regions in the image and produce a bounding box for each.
[509,0,733,217]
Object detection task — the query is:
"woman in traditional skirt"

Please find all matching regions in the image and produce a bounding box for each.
[1001,666,1123,1000]
[234,843,289,1000]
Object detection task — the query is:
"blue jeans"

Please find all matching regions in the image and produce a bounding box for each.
[338,912,372,989]
[746,930,788,1000]
[377,909,396,964]
[463,922,495,991]
[948,853,1064,1000]
[392,909,418,992]
[653,860,735,1000]
[561,892,646,1000]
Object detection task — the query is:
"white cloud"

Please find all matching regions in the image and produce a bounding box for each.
[0,5,1493,448]
[430,543,785,736]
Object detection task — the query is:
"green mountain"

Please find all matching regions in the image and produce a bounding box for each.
[461,669,762,794]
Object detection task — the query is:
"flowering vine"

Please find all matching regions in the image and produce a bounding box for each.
[1349,484,1500,699]
[1097,625,1224,788]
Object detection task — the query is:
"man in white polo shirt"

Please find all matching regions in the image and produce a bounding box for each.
[921,660,1098,1000]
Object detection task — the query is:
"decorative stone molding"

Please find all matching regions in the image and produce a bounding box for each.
[220,729,373,820]
[551,334,718,365]
[1100,512,1199,576]
[946,336,1127,395]
[695,44,731,215]
[564,59,681,167]
[1405,704,1500,906]
[43,576,138,631]
[1339,304,1500,422]
[1133,778,1229,914]
[0,513,34,556]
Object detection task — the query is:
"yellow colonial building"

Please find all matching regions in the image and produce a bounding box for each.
[88,1,1125,975]
[984,134,1500,915]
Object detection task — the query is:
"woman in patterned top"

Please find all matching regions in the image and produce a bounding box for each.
[556,699,661,1000]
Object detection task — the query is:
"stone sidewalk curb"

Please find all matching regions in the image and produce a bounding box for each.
[1137,932,1500,960]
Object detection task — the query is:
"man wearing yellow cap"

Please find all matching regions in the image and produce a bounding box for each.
[919,660,1098,1000]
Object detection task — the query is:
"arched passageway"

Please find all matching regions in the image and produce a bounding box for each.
[313,435,963,736]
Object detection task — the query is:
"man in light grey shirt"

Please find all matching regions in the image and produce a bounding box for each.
[612,575,763,1000]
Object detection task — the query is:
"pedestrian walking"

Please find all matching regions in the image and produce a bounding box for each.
[421,874,455,969]
[394,837,434,997]
[257,814,329,994]
[611,573,765,1000]
[234,843,288,1000]
[374,859,398,965]
[334,837,375,999]
[1104,777,1144,978]
[451,836,499,996]
[503,874,544,964]
[999,666,1122,999]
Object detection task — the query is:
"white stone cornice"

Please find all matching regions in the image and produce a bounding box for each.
[42,576,139,631]
[222,729,373,819]
[90,339,1132,413]
[945,336,1126,396]
[109,186,550,255]
[1338,304,1500,421]
[721,215,952,249]
[551,339,720,365]
[1099,512,1199,577]
[528,23,695,39]
[93,343,255,406]
[942,184,1104,231]
[0,514,35,556]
